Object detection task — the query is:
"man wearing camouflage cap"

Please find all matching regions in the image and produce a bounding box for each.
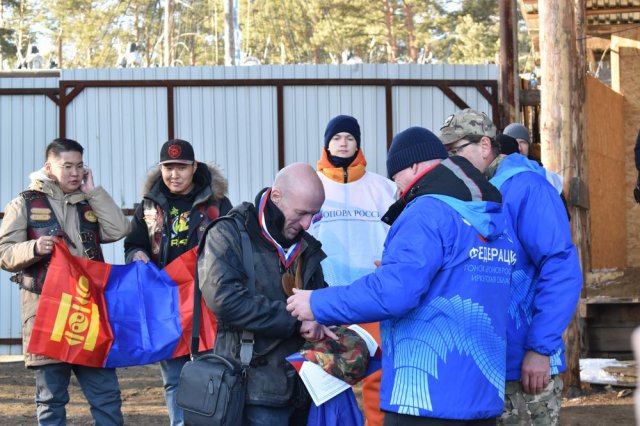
[439,108,582,426]
[288,126,516,423]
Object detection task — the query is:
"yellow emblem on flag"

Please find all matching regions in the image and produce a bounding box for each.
[50,275,100,351]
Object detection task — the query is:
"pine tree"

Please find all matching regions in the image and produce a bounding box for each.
[4,0,517,68]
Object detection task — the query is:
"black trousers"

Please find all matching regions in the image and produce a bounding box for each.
[384,411,497,426]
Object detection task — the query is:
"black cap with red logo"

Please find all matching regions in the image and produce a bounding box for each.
[159,139,195,165]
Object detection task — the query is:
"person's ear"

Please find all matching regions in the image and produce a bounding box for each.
[44,162,52,175]
[270,188,282,205]
[480,136,493,158]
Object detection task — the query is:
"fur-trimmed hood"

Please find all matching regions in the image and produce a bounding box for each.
[140,162,228,201]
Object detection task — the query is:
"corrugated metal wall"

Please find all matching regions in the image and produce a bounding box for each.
[0,63,498,355]
[0,76,59,355]
[62,64,497,205]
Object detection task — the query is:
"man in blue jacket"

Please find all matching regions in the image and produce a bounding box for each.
[288,126,516,424]
[439,109,582,425]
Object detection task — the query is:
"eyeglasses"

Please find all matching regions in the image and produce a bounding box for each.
[54,163,85,172]
[447,140,477,156]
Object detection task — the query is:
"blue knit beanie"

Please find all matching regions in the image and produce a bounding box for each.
[386,127,448,178]
[324,115,361,148]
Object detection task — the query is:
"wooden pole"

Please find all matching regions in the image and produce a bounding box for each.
[540,0,587,393]
[499,0,516,128]
[563,0,589,392]
[539,0,573,181]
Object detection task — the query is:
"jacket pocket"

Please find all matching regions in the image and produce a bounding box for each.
[245,364,296,407]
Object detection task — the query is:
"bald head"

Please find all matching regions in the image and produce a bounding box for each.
[271,163,325,240]
[273,163,324,200]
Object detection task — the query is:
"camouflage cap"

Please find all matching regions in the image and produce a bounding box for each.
[438,108,497,145]
[300,326,370,385]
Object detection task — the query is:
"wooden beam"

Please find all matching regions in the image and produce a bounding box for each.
[539,1,573,174]
[385,84,393,150]
[499,0,517,128]
[586,36,612,50]
[586,7,640,16]
[167,85,175,139]
[539,0,583,392]
[587,23,640,36]
[276,85,285,169]
[526,7,640,17]
[565,0,590,392]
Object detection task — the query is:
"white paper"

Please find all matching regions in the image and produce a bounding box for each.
[292,325,380,406]
[297,360,351,406]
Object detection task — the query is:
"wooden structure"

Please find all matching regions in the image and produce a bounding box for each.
[519,0,640,47]
[517,0,640,377]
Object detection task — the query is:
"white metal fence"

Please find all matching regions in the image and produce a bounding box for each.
[0,63,498,355]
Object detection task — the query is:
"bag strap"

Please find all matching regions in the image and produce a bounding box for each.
[191,214,255,370]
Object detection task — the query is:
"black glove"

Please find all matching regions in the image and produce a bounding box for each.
[635,174,640,204]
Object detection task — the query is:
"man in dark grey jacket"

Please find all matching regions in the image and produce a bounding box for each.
[198,163,336,426]
[124,139,232,426]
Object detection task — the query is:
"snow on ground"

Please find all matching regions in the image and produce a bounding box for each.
[580,358,629,385]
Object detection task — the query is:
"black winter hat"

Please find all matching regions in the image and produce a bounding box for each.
[324,115,361,148]
[386,127,448,178]
[497,134,519,155]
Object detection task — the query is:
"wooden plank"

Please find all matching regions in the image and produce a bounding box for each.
[603,363,637,387]
[526,8,640,17]
[520,89,540,106]
[586,304,640,323]
[587,326,634,352]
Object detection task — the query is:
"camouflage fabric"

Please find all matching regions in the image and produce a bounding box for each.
[300,326,370,385]
[498,376,563,426]
[439,108,497,145]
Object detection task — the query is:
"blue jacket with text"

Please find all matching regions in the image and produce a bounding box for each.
[311,157,517,420]
[490,153,582,380]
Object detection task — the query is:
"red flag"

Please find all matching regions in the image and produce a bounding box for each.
[28,243,114,367]
[164,248,217,357]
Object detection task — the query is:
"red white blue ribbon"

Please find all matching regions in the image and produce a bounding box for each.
[258,189,302,269]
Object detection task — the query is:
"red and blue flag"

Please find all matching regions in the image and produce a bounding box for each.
[28,242,216,368]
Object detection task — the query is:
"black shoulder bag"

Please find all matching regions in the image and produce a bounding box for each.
[176,216,255,426]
